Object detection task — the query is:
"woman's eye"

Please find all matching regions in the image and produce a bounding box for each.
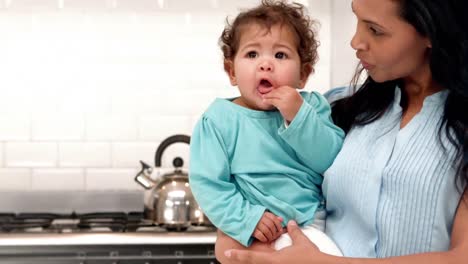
[247,51,258,58]
[275,52,287,59]
[369,27,383,36]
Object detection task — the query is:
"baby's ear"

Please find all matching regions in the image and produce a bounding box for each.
[224,59,237,86]
[298,63,314,89]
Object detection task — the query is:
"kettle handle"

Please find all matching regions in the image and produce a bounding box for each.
[155,134,190,168]
[135,160,154,189]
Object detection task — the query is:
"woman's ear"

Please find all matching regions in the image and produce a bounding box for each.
[425,37,432,48]
[298,63,313,89]
[224,59,237,86]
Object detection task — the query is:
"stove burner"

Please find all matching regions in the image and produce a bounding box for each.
[0,213,61,232]
[0,211,215,234]
[76,212,125,231]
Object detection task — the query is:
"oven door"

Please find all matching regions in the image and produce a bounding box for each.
[0,244,219,264]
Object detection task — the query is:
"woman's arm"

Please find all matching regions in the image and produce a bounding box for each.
[225,190,468,264]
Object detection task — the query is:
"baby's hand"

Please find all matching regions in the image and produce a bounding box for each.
[262,86,303,123]
[252,212,285,243]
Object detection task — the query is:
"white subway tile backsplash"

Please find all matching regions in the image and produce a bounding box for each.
[0,168,31,190]
[0,90,34,114]
[29,91,60,114]
[110,90,140,114]
[31,168,85,190]
[0,114,31,141]
[6,143,57,167]
[85,114,137,141]
[86,168,140,190]
[157,0,215,12]
[59,143,111,167]
[184,64,232,89]
[6,0,57,11]
[0,144,3,168]
[186,14,226,30]
[32,113,84,141]
[112,142,159,168]
[138,116,192,141]
[57,86,112,114]
[217,0,261,11]
[96,0,161,12]
[57,0,108,11]
[0,0,346,193]
[136,91,218,117]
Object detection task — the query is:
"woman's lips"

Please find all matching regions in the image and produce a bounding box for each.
[360,60,374,70]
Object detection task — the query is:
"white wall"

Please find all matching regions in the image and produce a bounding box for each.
[0,0,356,192]
[331,0,358,87]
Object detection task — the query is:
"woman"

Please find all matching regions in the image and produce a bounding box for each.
[223,0,468,263]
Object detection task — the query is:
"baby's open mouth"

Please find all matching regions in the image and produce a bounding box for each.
[258,79,273,94]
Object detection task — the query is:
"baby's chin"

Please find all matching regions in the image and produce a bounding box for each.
[254,102,276,111]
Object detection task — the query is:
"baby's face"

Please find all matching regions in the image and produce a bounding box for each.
[225,23,306,111]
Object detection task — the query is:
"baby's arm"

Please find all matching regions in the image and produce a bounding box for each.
[278,91,345,173]
[189,116,267,247]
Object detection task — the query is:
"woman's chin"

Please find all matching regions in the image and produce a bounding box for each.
[367,72,395,83]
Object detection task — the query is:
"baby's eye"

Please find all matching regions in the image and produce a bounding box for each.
[275,52,287,59]
[247,51,258,58]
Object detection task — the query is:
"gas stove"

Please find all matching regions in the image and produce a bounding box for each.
[0,211,218,264]
[0,212,215,233]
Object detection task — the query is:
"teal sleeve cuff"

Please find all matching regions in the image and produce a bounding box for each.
[239,205,266,247]
[278,99,312,137]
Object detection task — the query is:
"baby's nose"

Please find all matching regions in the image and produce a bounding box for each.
[259,61,274,72]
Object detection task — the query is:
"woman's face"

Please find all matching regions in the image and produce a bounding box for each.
[350,0,432,83]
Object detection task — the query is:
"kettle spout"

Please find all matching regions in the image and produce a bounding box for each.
[134,160,156,189]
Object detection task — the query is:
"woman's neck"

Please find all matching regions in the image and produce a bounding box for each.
[402,65,443,109]
[399,66,443,128]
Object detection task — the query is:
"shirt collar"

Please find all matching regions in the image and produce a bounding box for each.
[394,86,448,109]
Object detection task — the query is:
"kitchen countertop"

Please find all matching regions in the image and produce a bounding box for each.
[0,231,217,246]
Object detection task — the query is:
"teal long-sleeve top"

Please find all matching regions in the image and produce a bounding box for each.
[189,91,344,246]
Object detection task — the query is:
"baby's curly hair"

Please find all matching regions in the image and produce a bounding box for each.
[219,0,319,69]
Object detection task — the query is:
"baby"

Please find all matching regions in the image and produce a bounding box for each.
[189,0,344,261]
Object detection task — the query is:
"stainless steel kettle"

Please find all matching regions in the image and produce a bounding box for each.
[134,134,211,230]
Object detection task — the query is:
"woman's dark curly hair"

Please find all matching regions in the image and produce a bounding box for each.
[219,0,319,69]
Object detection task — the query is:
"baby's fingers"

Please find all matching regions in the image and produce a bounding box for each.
[253,229,268,243]
[263,212,284,234]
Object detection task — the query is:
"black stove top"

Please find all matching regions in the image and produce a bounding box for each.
[0,212,213,234]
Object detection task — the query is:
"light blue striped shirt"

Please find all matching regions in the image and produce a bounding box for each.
[324,87,464,257]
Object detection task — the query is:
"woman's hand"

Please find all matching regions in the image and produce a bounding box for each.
[224,190,468,264]
[225,220,325,264]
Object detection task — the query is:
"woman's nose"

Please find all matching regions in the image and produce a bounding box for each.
[350,31,368,51]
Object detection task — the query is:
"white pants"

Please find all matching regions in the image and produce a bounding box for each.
[273,210,342,256]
